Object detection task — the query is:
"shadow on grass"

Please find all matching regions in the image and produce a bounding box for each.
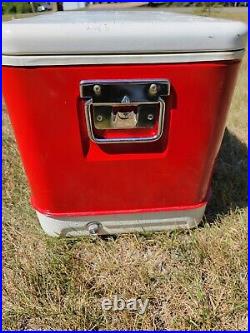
[204,128,248,224]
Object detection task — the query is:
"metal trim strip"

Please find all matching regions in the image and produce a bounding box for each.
[36,204,206,237]
[2,50,245,67]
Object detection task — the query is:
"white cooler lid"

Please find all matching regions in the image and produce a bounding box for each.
[2,11,247,66]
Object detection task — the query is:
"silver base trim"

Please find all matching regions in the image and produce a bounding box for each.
[2,50,244,67]
[36,205,206,237]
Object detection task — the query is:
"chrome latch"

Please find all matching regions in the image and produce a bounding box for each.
[80,80,170,144]
[112,110,138,129]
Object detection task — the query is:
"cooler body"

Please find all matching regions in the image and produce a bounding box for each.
[2,11,247,236]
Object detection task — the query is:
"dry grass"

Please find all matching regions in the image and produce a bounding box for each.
[2,9,248,331]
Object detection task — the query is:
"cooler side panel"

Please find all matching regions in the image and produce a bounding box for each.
[2,61,240,215]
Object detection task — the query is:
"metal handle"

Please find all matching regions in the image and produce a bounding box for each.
[80,80,170,144]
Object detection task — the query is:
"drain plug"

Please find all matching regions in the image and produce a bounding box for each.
[87,222,100,235]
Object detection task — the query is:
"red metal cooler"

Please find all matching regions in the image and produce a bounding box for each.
[2,11,247,236]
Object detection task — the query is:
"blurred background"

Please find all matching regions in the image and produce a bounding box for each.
[2,1,248,20]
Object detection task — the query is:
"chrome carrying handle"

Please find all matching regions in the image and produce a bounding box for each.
[80,80,170,144]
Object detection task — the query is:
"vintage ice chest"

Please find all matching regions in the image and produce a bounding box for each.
[2,11,247,236]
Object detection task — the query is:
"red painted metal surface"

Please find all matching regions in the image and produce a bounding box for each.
[2,61,240,216]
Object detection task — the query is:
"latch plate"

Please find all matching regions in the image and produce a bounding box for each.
[80,80,170,144]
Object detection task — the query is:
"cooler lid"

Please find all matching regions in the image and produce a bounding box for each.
[2,11,247,56]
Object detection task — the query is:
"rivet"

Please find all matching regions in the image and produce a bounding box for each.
[147,114,154,121]
[93,84,101,96]
[149,83,158,96]
[96,115,103,122]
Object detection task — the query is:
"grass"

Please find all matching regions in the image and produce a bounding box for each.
[2,12,45,21]
[2,9,248,331]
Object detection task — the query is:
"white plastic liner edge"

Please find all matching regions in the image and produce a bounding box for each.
[2,50,245,67]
